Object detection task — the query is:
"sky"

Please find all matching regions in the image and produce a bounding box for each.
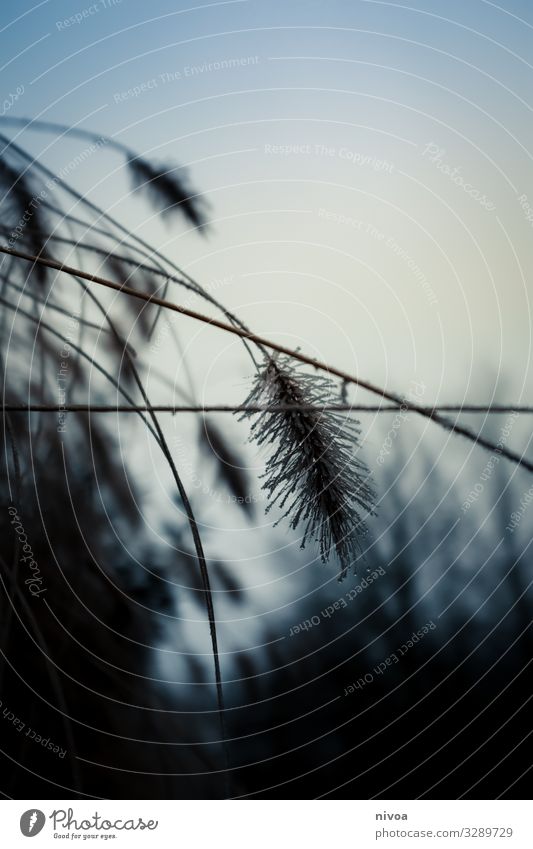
[3,0,533,516]
[2,0,533,650]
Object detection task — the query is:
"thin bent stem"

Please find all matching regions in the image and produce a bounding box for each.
[0,116,128,155]
[76,279,229,784]
[0,294,162,447]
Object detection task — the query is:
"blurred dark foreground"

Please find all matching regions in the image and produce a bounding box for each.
[1,405,532,800]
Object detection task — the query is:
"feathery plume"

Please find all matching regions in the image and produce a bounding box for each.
[240,356,375,579]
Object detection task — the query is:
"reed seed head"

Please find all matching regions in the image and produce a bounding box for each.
[240,355,375,579]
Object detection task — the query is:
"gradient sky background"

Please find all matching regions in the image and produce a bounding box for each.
[2,0,533,652]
